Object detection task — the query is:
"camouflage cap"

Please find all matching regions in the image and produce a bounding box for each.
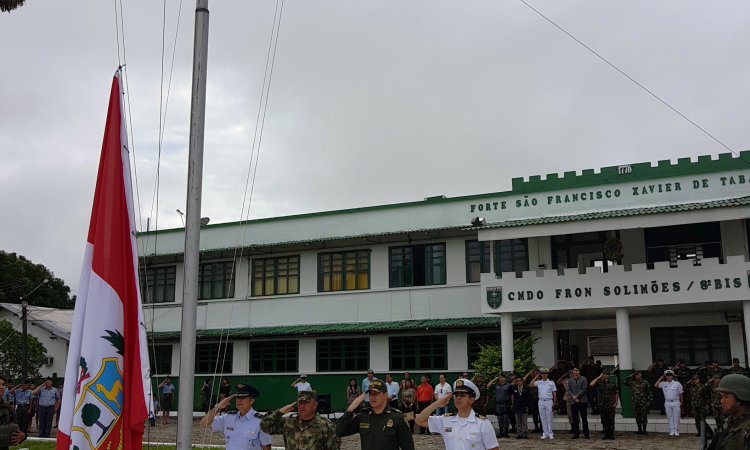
[634,370,642,375]
[692,374,700,380]
[601,370,610,375]
[298,390,317,402]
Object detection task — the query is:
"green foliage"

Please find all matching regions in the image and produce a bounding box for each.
[471,334,540,379]
[0,320,47,379]
[0,251,74,309]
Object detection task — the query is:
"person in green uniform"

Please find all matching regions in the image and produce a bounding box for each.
[0,376,25,449]
[260,390,340,450]
[707,375,726,433]
[684,375,707,437]
[674,360,693,417]
[728,358,749,377]
[623,370,652,435]
[336,379,414,450]
[715,374,750,449]
[589,370,619,440]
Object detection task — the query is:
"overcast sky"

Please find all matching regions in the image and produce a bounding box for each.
[1,1,748,295]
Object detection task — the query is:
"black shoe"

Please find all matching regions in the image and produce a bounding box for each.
[572,435,579,439]
[584,435,590,439]
[568,429,575,434]
[516,435,522,439]
[660,411,666,415]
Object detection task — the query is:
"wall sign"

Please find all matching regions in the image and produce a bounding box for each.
[486,287,502,309]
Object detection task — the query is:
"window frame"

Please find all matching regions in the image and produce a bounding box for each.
[650,326,731,366]
[316,338,369,372]
[198,261,235,300]
[249,340,299,373]
[195,342,233,374]
[140,265,177,303]
[389,335,447,371]
[494,238,529,278]
[149,344,173,375]
[389,243,447,288]
[317,250,371,292]
[465,240,491,283]
[251,255,300,297]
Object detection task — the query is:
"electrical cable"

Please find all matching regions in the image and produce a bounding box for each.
[517,0,749,164]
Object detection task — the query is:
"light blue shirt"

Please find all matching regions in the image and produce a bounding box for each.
[386,381,400,400]
[211,407,272,449]
[2,390,13,405]
[362,377,377,402]
[162,383,175,395]
[14,389,31,406]
[37,386,60,407]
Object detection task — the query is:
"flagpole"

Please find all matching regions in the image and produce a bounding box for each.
[177,1,209,449]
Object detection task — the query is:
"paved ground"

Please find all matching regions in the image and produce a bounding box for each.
[137,418,699,449]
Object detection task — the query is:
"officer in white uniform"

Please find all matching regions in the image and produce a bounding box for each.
[291,375,312,392]
[529,368,557,439]
[655,369,683,436]
[415,379,499,450]
[200,383,272,450]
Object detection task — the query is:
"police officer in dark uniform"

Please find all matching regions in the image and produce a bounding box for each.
[335,379,414,450]
[0,376,25,449]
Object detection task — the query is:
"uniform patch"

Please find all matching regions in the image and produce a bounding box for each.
[227,427,234,431]
[386,419,393,427]
[360,423,370,428]
[477,415,486,420]
[445,427,452,432]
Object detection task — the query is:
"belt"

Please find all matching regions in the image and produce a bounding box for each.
[539,398,553,400]
[39,405,55,408]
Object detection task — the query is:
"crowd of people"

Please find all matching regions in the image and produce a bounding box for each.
[0,375,61,447]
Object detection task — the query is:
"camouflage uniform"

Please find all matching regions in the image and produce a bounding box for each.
[684,378,706,436]
[729,366,749,377]
[718,411,750,449]
[472,382,489,416]
[623,374,652,430]
[674,365,693,416]
[596,379,619,439]
[260,409,340,450]
[705,382,725,432]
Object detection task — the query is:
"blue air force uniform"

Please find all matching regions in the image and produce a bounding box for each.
[212,383,271,450]
[212,407,271,449]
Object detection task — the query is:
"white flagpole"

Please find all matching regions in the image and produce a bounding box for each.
[177,1,209,448]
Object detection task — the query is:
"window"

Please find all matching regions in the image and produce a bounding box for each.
[645,222,722,268]
[318,250,370,292]
[467,332,530,366]
[389,243,446,288]
[198,261,234,300]
[149,345,172,375]
[494,239,529,277]
[390,336,447,370]
[551,232,608,274]
[252,256,300,296]
[466,240,491,283]
[651,326,731,365]
[140,266,176,303]
[317,339,369,371]
[195,342,233,374]
[249,341,298,373]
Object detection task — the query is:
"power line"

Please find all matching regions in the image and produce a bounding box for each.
[516,0,748,164]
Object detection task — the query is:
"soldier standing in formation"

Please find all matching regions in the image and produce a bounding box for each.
[673,360,693,417]
[623,370,652,435]
[684,375,706,437]
[469,374,488,416]
[706,375,726,433]
[487,373,512,438]
[200,384,272,450]
[416,379,499,450]
[715,374,750,449]
[336,379,414,450]
[728,358,748,376]
[648,360,668,415]
[260,390,340,450]
[0,376,25,449]
[589,370,619,440]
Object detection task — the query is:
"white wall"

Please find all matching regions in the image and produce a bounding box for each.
[620,228,647,268]
[721,220,748,259]
[447,332,467,371]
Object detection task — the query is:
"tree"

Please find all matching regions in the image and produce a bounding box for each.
[472,334,540,379]
[0,251,75,309]
[0,0,25,13]
[0,320,47,379]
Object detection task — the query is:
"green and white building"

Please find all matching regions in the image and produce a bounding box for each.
[138,152,750,415]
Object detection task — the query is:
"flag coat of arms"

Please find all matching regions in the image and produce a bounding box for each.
[57,72,151,450]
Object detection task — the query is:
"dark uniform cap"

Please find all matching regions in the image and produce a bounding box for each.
[367,379,387,393]
[601,370,610,375]
[298,390,317,402]
[235,383,260,398]
[692,374,700,380]
[634,371,642,375]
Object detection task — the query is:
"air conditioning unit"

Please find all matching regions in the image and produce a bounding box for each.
[43,357,54,366]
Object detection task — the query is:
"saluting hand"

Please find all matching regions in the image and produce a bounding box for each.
[435,393,452,408]
[280,401,297,414]
[215,394,235,410]
[347,392,367,412]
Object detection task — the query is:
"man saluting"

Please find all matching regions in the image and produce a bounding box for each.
[416,379,498,450]
[200,383,272,450]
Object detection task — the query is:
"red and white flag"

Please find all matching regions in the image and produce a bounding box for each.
[57,71,151,450]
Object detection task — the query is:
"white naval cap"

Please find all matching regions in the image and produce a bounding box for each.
[453,379,480,400]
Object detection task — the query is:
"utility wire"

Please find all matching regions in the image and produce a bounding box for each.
[517,0,748,164]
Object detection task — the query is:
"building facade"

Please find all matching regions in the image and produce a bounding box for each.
[139,152,750,413]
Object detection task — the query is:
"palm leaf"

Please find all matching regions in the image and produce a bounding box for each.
[1,0,26,13]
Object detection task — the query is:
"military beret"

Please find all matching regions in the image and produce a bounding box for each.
[235,383,260,398]
[298,390,317,402]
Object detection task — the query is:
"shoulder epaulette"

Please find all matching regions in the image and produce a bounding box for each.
[477,415,487,420]
[228,410,238,415]
[443,413,454,417]
[390,408,402,414]
[254,412,263,418]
